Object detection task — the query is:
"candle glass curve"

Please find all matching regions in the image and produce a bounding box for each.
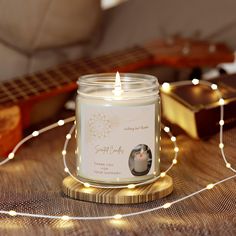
[76,73,160,186]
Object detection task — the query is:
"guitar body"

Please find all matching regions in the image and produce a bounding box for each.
[0,106,22,156]
[0,38,233,157]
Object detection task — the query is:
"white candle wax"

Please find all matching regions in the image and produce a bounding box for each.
[134,150,148,173]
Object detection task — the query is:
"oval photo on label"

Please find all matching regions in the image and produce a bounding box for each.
[129,144,152,176]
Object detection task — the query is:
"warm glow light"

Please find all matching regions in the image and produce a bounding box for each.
[62,150,67,155]
[211,84,218,90]
[8,152,15,159]
[163,203,172,208]
[113,214,122,219]
[219,143,224,149]
[206,184,214,189]
[160,172,166,177]
[8,211,17,216]
[192,78,199,85]
[32,131,39,137]
[171,136,176,142]
[172,159,177,164]
[84,183,90,188]
[164,127,170,133]
[219,98,225,105]
[61,215,70,221]
[127,184,135,189]
[162,82,171,92]
[112,72,123,96]
[58,120,65,126]
[174,147,179,153]
[226,163,231,168]
[0,79,234,222]
[219,120,224,126]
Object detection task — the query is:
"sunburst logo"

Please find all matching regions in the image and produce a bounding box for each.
[88,113,111,139]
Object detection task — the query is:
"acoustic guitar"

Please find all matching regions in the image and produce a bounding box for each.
[0,38,233,157]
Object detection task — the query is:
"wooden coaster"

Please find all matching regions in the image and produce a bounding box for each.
[62,175,173,204]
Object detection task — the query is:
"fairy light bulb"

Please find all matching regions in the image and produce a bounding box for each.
[192,78,199,85]
[61,215,70,221]
[8,210,17,216]
[64,167,69,173]
[211,84,218,90]
[174,147,179,153]
[58,120,65,126]
[62,150,67,155]
[32,131,39,137]
[8,152,15,159]
[113,214,122,219]
[171,136,176,142]
[160,172,166,177]
[219,120,224,126]
[162,82,171,92]
[219,98,225,105]
[206,184,214,189]
[127,184,135,189]
[226,163,231,168]
[219,143,224,149]
[66,134,72,140]
[112,72,123,96]
[172,159,177,164]
[164,127,170,133]
[163,203,172,208]
[84,183,90,188]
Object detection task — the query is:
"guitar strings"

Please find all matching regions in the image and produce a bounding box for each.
[0,80,235,221]
[0,48,150,103]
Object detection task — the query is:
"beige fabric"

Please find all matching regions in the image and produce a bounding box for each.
[0,0,102,80]
[93,0,236,56]
[0,0,102,52]
[28,42,93,74]
[0,42,28,79]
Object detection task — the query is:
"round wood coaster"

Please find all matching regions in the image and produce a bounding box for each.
[62,175,173,204]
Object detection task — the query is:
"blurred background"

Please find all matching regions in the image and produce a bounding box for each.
[1,0,236,82]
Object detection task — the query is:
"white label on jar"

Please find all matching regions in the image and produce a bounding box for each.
[78,104,156,180]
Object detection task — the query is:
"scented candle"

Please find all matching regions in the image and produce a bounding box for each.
[76,73,160,185]
[133,149,148,173]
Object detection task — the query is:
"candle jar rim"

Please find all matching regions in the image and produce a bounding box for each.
[77,73,159,99]
[78,73,158,86]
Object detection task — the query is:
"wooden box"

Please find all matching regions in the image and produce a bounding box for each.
[161,74,236,138]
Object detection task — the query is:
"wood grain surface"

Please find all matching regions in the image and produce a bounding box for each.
[62,175,173,204]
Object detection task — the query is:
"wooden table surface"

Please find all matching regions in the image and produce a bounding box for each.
[0,113,236,236]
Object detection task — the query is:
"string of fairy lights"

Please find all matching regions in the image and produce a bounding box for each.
[0,79,235,221]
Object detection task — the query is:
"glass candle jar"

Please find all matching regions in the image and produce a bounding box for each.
[76,73,160,186]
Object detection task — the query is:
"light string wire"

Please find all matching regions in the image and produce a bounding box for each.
[0,79,235,221]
